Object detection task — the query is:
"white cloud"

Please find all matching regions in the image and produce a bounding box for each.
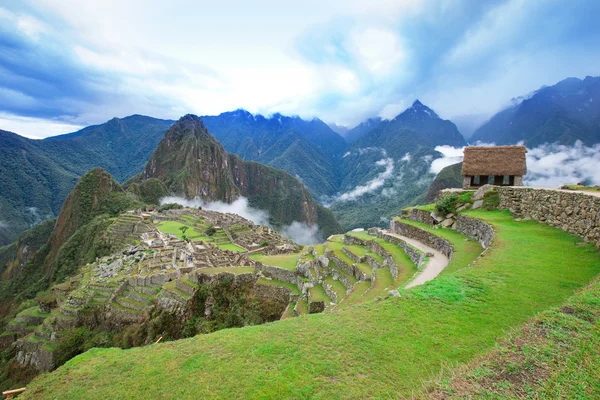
[0,113,84,139]
[348,27,405,76]
[0,221,8,229]
[159,196,323,244]
[281,222,322,245]
[525,141,600,187]
[337,157,395,201]
[0,7,48,40]
[429,145,465,174]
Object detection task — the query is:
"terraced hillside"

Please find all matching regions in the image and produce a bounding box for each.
[23,208,600,399]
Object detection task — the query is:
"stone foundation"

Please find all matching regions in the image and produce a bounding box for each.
[389,220,453,259]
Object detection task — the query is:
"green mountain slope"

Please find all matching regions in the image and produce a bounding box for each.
[330,101,467,230]
[202,110,346,198]
[0,116,173,246]
[471,76,600,146]
[423,162,464,203]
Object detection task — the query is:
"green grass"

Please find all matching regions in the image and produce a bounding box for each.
[251,253,300,270]
[561,184,600,192]
[216,243,246,252]
[280,303,296,320]
[24,210,600,399]
[322,276,347,302]
[156,221,204,240]
[308,284,330,303]
[256,278,301,295]
[356,267,393,304]
[17,306,50,318]
[295,299,308,315]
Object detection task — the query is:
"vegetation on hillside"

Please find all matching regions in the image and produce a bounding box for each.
[23,210,600,399]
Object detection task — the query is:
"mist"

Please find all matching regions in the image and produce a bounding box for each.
[159,196,322,245]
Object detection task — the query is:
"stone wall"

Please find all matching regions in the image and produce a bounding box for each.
[390,220,453,259]
[454,215,494,249]
[497,187,600,248]
[401,208,435,225]
[254,263,298,285]
[15,339,55,372]
[378,232,425,269]
[253,283,298,304]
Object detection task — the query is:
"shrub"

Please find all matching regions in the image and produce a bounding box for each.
[260,240,269,247]
[483,190,500,211]
[435,193,459,216]
[205,225,216,237]
[159,203,183,212]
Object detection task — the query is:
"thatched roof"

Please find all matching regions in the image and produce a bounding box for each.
[462,146,527,176]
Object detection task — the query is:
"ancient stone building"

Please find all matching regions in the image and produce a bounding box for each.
[462,146,527,189]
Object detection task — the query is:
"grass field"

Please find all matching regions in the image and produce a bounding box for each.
[24,210,600,399]
[250,253,300,270]
[215,243,246,252]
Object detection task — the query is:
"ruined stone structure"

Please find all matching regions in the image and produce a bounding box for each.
[462,146,527,189]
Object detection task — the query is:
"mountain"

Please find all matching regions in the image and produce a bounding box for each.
[343,117,382,143]
[471,76,600,146]
[202,110,346,198]
[134,114,342,238]
[328,123,349,137]
[423,162,464,203]
[0,116,173,246]
[330,100,467,230]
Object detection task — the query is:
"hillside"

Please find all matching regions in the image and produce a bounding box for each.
[0,116,173,246]
[329,101,467,230]
[471,76,600,146]
[423,162,464,203]
[21,205,600,398]
[133,114,342,238]
[202,110,346,198]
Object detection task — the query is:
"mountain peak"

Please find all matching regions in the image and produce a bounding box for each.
[396,99,439,120]
[170,114,211,139]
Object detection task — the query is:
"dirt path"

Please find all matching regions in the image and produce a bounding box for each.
[385,232,449,288]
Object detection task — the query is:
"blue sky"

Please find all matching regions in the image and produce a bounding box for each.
[1,0,600,138]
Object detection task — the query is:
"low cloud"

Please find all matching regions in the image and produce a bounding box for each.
[160,196,269,226]
[281,222,322,245]
[525,141,600,187]
[337,157,395,201]
[159,196,322,244]
[430,145,465,174]
[0,221,8,229]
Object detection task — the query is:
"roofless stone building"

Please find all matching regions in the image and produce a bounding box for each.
[462,146,527,189]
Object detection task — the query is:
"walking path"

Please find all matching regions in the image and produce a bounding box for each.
[385,232,450,288]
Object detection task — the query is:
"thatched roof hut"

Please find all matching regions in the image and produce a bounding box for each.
[462,146,527,176]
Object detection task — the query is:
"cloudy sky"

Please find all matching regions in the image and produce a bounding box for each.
[1,0,600,138]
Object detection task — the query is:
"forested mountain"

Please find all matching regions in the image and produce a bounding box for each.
[343,117,382,143]
[133,114,341,237]
[329,100,467,229]
[471,76,600,146]
[202,110,347,198]
[0,116,173,246]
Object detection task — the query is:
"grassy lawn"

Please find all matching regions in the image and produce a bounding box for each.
[24,210,600,399]
[312,244,325,257]
[309,284,330,303]
[251,253,300,270]
[561,184,600,192]
[322,276,347,302]
[295,299,308,315]
[216,243,246,252]
[156,221,204,240]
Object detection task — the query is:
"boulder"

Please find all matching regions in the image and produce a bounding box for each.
[430,212,444,223]
[388,290,400,297]
[472,200,484,210]
[473,184,494,200]
[441,218,455,228]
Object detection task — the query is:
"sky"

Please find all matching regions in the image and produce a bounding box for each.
[1,0,600,139]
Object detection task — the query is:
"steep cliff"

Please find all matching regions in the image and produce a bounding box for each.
[137,115,341,237]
